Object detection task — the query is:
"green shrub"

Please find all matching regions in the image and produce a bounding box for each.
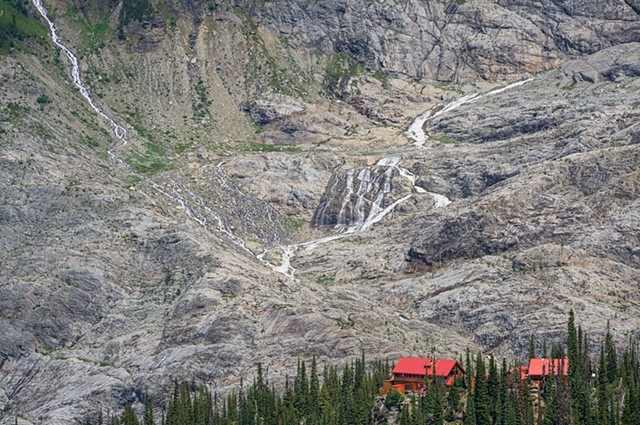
[385,390,404,409]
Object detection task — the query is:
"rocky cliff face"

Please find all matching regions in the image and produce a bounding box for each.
[1,0,640,423]
[241,0,640,81]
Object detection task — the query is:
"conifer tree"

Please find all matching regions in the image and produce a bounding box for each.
[475,352,491,425]
[309,354,320,422]
[498,358,510,425]
[488,354,499,424]
[448,378,463,415]
[294,359,309,416]
[520,378,535,425]
[465,387,477,425]
[426,375,445,425]
[597,344,611,425]
[122,404,140,425]
[542,370,559,425]
[143,393,155,425]
[529,336,537,360]
[605,327,618,385]
[466,348,474,390]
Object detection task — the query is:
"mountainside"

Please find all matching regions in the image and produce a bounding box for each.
[1,0,639,423]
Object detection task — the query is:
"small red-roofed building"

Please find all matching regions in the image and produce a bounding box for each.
[519,365,529,381]
[380,357,465,395]
[526,358,569,387]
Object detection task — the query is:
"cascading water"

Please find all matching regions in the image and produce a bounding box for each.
[34,0,534,281]
[315,162,397,230]
[406,78,535,148]
[31,0,128,160]
[32,0,262,255]
[264,157,447,279]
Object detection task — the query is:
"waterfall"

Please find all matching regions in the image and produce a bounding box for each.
[406,78,535,148]
[31,0,128,160]
[313,157,450,232]
[315,162,399,230]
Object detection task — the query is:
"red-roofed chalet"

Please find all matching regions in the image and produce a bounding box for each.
[526,358,569,387]
[380,358,465,395]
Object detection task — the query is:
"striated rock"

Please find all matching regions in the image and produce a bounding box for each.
[244,94,311,125]
[2,1,640,423]
[239,0,640,81]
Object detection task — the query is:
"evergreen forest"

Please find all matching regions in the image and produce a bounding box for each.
[92,312,640,425]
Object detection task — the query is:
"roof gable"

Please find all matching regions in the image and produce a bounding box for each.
[392,358,432,375]
[392,358,464,377]
[434,360,456,376]
[528,358,569,376]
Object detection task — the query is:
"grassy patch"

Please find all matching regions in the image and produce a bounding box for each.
[144,141,165,156]
[430,133,458,144]
[283,216,304,230]
[174,143,191,153]
[63,6,110,52]
[315,274,335,286]
[0,0,46,51]
[371,69,389,85]
[193,78,211,118]
[124,148,168,175]
[324,52,363,95]
[5,101,29,119]
[129,156,167,174]
[83,137,100,148]
[124,174,142,187]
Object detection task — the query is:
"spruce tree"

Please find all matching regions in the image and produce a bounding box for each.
[309,354,320,422]
[143,393,155,425]
[529,336,537,360]
[475,352,491,425]
[488,354,500,424]
[498,358,510,425]
[465,387,477,425]
[597,345,611,425]
[122,404,140,425]
[466,348,474,390]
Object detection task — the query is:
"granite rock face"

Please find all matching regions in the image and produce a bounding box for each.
[240,0,640,81]
[1,0,640,423]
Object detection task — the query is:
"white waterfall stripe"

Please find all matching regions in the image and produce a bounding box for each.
[406,78,535,147]
[31,0,128,159]
[358,194,413,231]
[336,170,355,229]
[378,157,451,208]
[428,192,451,208]
[262,156,454,279]
[33,1,282,262]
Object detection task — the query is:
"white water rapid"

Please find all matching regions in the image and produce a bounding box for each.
[406,78,535,148]
[32,0,528,282]
[262,79,541,279]
[262,156,448,279]
[33,0,256,255]
[31,0,128,160]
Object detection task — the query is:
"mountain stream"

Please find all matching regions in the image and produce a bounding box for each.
[34,0,533,280]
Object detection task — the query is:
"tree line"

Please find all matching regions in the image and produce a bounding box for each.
[90,354,389,425]
[92,311,640,424]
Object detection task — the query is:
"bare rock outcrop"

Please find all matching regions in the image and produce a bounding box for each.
[238,0,640,81]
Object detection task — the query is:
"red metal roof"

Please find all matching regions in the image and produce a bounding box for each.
[528,358,569,376]
[434,360,457,376]
[392,358,463,377]
[392,358,432,375]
